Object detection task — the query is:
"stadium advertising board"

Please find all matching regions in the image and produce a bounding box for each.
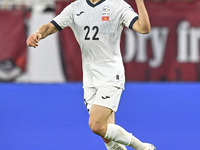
[0,83,200,150]
[0,10,27,82]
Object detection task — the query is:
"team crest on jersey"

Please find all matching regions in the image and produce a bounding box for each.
[102,6,110,21]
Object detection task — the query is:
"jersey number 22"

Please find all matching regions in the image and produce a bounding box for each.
[84,26,99,40]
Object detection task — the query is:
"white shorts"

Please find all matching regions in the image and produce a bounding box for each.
[84,85,123,113]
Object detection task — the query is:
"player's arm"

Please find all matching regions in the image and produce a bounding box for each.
[26,22,58,48]
[132,0,151,34]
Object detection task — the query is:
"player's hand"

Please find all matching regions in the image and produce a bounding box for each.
[26,33,42,48]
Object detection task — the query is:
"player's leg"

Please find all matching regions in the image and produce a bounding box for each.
[103,111,115,144]
[84,87,127,150]
[88,86,155,150]
[89,104,149,150]
[103,112,127,150]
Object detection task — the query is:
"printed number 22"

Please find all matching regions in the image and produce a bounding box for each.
[84,26,99,40]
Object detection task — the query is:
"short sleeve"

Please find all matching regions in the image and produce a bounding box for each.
[120,1,138,29]
[51,3,73,31]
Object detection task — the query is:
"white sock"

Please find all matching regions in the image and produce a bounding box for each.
[104,123,146,150]
[129,136,146,150]
[105,141,127,150]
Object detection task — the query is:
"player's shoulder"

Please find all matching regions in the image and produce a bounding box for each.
[70,0,85,6]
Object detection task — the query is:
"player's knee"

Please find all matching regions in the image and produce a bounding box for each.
[89,122,105,137]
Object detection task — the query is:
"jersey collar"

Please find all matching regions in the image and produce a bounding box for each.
[86,0,106,7]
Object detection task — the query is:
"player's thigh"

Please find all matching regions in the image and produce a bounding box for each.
[89,104,112,126]
[89,107,115,127]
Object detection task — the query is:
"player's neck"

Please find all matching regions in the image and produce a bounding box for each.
[89,0,102,4]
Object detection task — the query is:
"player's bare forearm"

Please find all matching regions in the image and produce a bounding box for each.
[36,23,58,39]
[26,23,58,48]
[132,0,151,34]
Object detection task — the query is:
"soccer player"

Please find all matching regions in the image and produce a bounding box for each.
[27,0,155,149]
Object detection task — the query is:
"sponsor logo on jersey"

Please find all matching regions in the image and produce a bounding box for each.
[103,6,110,12]
[76,11,84,16]
[102,6,110,21]
[101,96,110,99]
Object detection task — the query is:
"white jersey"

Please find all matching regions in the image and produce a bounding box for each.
[51,0,138,89]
